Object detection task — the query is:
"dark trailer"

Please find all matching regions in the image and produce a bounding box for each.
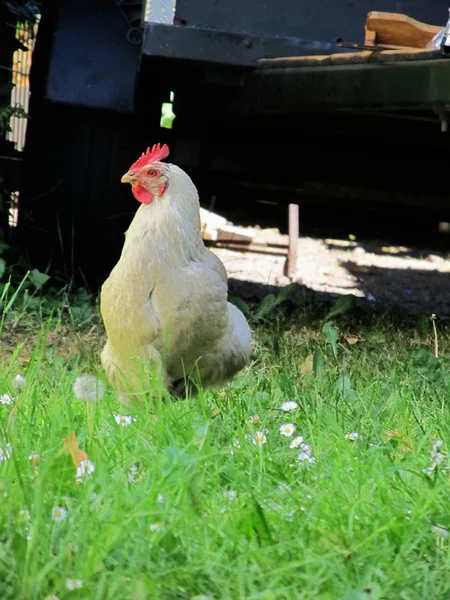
[12,0,450,288]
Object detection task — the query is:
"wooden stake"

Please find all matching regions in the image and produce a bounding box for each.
[286,203,299,279]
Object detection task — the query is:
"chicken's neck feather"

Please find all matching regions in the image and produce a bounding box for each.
[120,164,206,274]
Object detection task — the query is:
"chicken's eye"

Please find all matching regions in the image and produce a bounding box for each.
[148,169,158,177]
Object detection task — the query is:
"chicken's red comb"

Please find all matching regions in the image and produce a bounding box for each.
[130,143,170,171]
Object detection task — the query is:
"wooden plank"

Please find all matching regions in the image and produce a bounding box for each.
[259,49,439,69]
[365,11,441,49]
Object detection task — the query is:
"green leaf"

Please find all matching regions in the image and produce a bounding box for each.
[0,258,5,280]
[313,348,325,380]
[29,268,50,290]
[322,322,339,359]
[275,282,299,305]
[254,294,277,320]
[324,294,356,321]
[336,374,357,402]
[410,348,441,382]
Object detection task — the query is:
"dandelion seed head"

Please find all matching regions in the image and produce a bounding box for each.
[72,374,105,402]
[12,374,26,391]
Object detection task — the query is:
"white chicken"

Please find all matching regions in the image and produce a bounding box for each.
[100,143,252,402]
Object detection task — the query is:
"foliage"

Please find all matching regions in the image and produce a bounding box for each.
[0,290,449,597]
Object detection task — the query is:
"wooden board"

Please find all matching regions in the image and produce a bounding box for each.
[364,11,441,49]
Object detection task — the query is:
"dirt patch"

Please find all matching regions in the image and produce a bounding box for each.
[210,226,450,316]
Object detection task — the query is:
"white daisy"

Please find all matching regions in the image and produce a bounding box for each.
[253,431,267,446]
[19,508,30,520]
[44,595,60,600]
[65,578,83,590]
[0,442,12,463]
[28,452,39,465]
[0,394,13,406]
[72,374,105,402]
[298,451,316,464]
[223,490,237,501]
[76,459,95,483]
[232,438,241,449]
[345,432,360,441]
[51,506,67,522]
[114,414,135,427]
[150,522,165,532]
[12,374,26,391]
[280,423,295,437]
[128,465,139,484]
[249,414,261,425]
[281,401,298,412]
[290,436,304,449]
[278,482,292,493]
[157,493,164,504]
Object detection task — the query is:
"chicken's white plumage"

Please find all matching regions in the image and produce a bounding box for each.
[100,158,252,402]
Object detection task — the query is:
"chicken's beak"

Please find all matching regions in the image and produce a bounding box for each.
[121,173,136,184]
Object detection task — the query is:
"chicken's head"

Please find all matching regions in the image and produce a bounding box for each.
[121,143,170,204]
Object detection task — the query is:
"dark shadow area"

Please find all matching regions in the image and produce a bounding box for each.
[228,256,450,317]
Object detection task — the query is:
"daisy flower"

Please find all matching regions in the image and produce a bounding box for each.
[72,374,105,402]
[280,423,295,437]
[150,522,165,532]
[281,401,298,412]
[128,464,139,484]
[76,459,95,483]
[28,452,39,465]
[0,394,13,406]
[223,490,237,501]
[44,595,60,600]
[290,436,304,449]
[278,482,292,493]
[249,414,261,425]
[0,442,12,463]
[157,493,164,504]
[253,431,267,446]
[345,432,360,441]
[66,578,83,590]
[51,506,67,522]
[19,508,30,520]
[114,414,136,427]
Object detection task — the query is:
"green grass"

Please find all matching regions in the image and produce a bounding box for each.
[1,296,450,600]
